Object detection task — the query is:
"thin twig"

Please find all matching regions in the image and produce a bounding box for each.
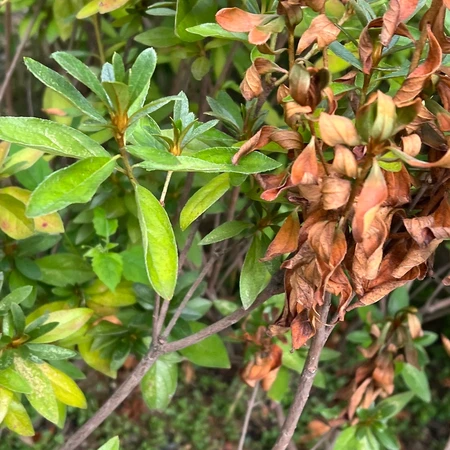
[92,14,105,65]
[213,42,240,93]
[151,294,160,345]
[238,382,260,450]
[162,253,221,339]
[272,294,333,450]
[60,272,284,450]
[160,171,173,206]
[0,0,44,107]
[4,1,13,114]
[273,402,298,450]
[178,220,201,275]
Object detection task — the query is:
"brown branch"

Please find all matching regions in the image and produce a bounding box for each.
[272,294,333,450]
[273,402,298,450]
[238,382,260,450]
[60,271,284,450]
[4,1,13,114]
[0,0,44,108]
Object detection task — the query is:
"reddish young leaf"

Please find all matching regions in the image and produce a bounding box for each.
[262,213,300,260]
[296,14,340,54]
[352,159,388,242]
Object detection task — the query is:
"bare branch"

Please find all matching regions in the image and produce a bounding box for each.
[238,382,260,450]
[60,271,284,450]
[272,294,334,450]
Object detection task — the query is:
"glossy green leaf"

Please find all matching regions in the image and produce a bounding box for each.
[199,220,250,245]
[187,23,248,41]
[39,362,87,408]
[240,234,271,309]
[27,156,117,217]
[92,252,123,292]
[14,357,59,424]
[25,343,77,360]
[102,81,129,114]
[175,0,215,42]
[98,436,120,450]
[0,367,32,394]
[141,358,178,410]
[24,58,106,123]
[388,286,409,316]
[52,52,110,105]
[120,246,149,285]
[180,298,212,321]
[0,118,108,159]
[0,286,33,312]
[29,308,93,343]
[373,426,399,450]
[3,397,34,436]
[268,366,290,402]
[36,254,94,287]
[177,321,230,368]
[134,27,181,48]
[374,392,414,420]
[213,299,239,316]
[112,53,125,82]
[128,95,182,124]
[191,56,210,81]
[180,173,230,230]
[401,363,431,402]
[128,48,157,115]
[135,147,281,174]
[85,280,136,307]
[334,426,357,450]
[329,41,363,71]
[135,185,178,300]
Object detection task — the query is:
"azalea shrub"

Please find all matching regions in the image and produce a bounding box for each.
[1,0,450,449]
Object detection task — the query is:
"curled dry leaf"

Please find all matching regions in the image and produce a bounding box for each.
[270,130,303,150]
[430,3,450,53]
[262,213,300,261]
[401,133,422,156]
[380,0,419,46]
[333,145,358,178]
[352,160,388,242]
[296,14,340,54]
[319,113,360,147]
[291,309,316,349]
[291,137,319,185]
[216,8,271,45]
[394,27,442,105]
[383,165,411,207]
[232,126,275,164]
[240,64,264,101]
[321,177,351,210]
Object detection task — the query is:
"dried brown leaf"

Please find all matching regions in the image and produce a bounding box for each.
[262,213,300,260]
[319,113,360,147]
[291,137,319,185]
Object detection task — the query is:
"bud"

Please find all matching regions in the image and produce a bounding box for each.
[277,1,303,30]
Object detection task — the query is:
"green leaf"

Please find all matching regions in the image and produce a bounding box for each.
[175,0,215,42]
[373,426,399,450]
[141,358,177,410]
[0,367,32,394]
[0,386,13,424]
[10,303,25,336]
[180,173,230,230]
[128,95,182,124]
[199,221,250,245]
[329,41,363,71]
[334,427,357,450]
[128,48,157,115]
[0,117,108,159]
[25,343,77,360]
[0,286,33,312]
[3,397,34,436]
[76,0,99,18]
[120,246,150,285]
[93,208,118,238]
[29,308,93,343]
[213,299,239,316]
[112,53,125,82]
[374,392,414,420]
[180,298,212,321]
[388,286,409,316]
[27,156,117,217]
[78,336,117,378]
[98,436,120,450]
[85,280,136,307]
[39,362,87,408]
[134,27,181,48]
[36,254,94,287]
[0,193,35,240]
[401,363,431,402]
[176,321,230,368]
[191,56,211,81]
[135,185,178,300]
[14,357,59,424]
[187,23,248,41]
[102,81,129,114]
[92,252,123,292]
[268,366,290,402]
[135,147,281,174]
[52,52,110,106]
[240,234,271,309]
[24,58,106,123]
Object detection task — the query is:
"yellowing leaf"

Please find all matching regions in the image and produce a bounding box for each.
[39,363,87,408]
[98,0,131,13]
[3,397,34,436]
[0,193,34,240]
